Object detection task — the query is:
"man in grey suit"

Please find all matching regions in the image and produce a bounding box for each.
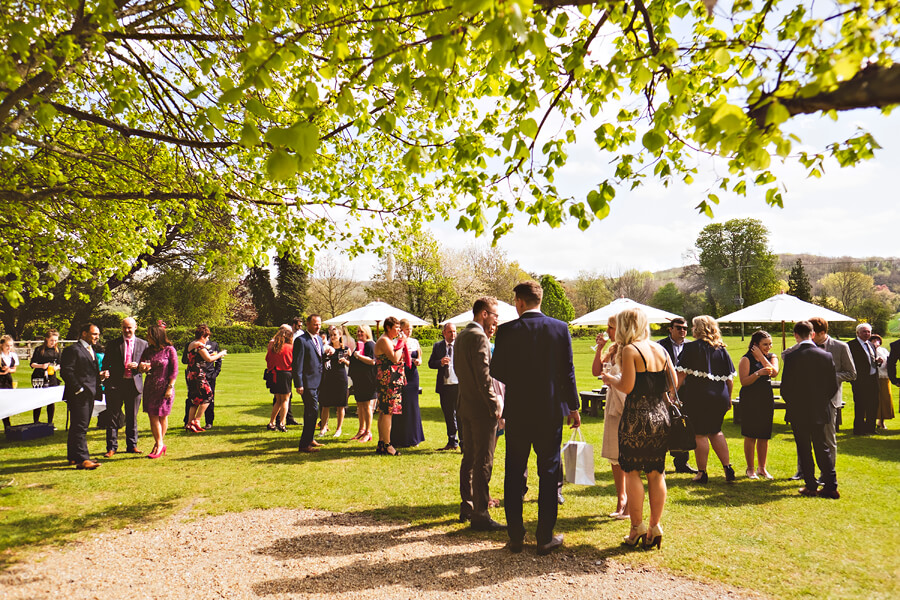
[102,317,148,457]
[455,296,504,531]
[809,317,856,481]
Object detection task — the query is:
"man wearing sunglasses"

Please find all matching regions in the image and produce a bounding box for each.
[658,317,699,474]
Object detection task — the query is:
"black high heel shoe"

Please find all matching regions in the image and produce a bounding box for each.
[375,441,386,455]
[691,470,708,484]
[622,523,648,547]
[724,464,736,483]
[384,444,400,456]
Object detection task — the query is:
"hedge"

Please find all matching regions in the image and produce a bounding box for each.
[101,325,279,352]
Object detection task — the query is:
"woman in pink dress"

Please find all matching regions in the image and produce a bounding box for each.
[139,322,178,458]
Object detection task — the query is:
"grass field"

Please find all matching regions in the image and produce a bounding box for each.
[2,335,899,598]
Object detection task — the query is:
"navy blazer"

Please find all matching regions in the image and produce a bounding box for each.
[60,342,102,402]
[847,338,877,385]
[657,336,681,365]
[292,331,324,390]
[104,336,148,393]
[888,339,900,386]
[489,311,578,424]
[781,342,839,426]
[427,339,454,393]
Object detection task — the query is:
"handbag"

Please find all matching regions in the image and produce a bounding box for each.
[562,427,596,485]
[664,358,696,452]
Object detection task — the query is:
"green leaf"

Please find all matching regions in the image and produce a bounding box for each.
[765,101,791,126]
[642,130,667,153]
[520,118,538,139]
[219,87,243,105]
[266,150,298,181]
[710,103,745,134]
[240,122,261,148]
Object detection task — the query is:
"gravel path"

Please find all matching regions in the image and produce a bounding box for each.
[1,508,766,599]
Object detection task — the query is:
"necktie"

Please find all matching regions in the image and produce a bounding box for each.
[448,342,453,359]
[866,341,876,371]
[816,344,825,349]
[314,335,321,356]
[124,338,133,377]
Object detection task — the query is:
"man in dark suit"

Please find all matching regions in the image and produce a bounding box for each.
[102,317,148,456]
[847,323,879,434]
[490,281,581,555]
[657,317,697,474]
[428,322,460,451]
[455,297,504,531]
[293,314,326,453]
[781,321,840,498]
[61,323,107,470]
[886,337,900,396]
[182,330,222,429]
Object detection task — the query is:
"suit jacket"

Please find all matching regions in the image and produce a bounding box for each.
[781,342,839,426]
[847,338,877,389]
[427,339,454,393]
[60,341,102,402]
[657,336,684,366]
[819,336,856,408]
[292,331,324,390]
[104,336,148,393]
[490,311,578,424]
[887,339,900,386]
[454,322,501,422]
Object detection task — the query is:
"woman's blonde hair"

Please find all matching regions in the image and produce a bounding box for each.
[615,308,650,364]
[692,315,726,348]
[357,324,373,341]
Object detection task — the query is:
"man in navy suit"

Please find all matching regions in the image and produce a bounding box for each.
[657,317,697,474]
[846,323,879,435]
[888,337,900,394]
[490,281,581,555]
[293,314,327,453]
[781,321,839,498]
[428,323,460,450]
[60,323,108,470]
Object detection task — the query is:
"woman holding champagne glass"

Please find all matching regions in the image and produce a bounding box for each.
[592,317,628,519]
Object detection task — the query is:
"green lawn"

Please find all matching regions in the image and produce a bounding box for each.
[1,335,898,598]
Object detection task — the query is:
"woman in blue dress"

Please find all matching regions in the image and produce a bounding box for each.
[391,318,425,448]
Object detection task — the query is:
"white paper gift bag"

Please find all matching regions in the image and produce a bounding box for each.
[562,427,595,485]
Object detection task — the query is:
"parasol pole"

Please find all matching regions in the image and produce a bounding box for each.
[781,320,786,352]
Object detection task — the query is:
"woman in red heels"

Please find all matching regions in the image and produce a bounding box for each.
[139,321,179,458]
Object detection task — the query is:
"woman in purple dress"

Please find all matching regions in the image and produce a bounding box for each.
[139,322,178,459]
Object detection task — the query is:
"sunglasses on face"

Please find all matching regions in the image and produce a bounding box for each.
[673,325,688,331]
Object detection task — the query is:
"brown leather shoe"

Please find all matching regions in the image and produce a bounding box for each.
[798,487,817,497]
[817,489,840,499]
[67,460,76,466]
[125,448,142,454]
[298,446,321,453]
[537,534,564,556]
[309,440,323,447]
[76,460,101,470]
[103,450,116,458]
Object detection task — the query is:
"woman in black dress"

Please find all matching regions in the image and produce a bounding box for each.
[676,315,737,483]
[30,328,61,426]
[319,326,351,437]
[348,325,377,443]
[738,330,778,480]
[391,318,425,448]
[601,308,675,550]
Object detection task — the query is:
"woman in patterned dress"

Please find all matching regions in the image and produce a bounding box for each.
[373,316,407,456]
[676,315,737,484]
[185,324,227,433]
[601,308,675,549]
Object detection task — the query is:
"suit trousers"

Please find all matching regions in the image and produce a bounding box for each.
[67,391,94,463]
[298,388,319,449]
[438,385,460,446]
[106,379,141,451]
[670,450,690,468]
[459,414,499,524]
[852,374,877,434]
[792,418,836,492]
[184,377,216,425]
[504,418,563,545]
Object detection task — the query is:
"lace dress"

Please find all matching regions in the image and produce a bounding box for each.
[617,345,671,474]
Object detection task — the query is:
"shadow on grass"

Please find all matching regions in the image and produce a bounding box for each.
[834,430,900,460]
[0,495,181,571]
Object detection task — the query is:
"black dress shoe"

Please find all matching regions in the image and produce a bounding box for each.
[470,518,506,532]
[790,472,804,481]
[674,464,699,474]
[506,538,524,553]
[285,418,299,425]
[437,443,459,451]
[537,534,563,556]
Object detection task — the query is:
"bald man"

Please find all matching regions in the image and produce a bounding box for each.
[102,317,148,456]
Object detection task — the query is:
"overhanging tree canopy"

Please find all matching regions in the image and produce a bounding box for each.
[3,0,898,307]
